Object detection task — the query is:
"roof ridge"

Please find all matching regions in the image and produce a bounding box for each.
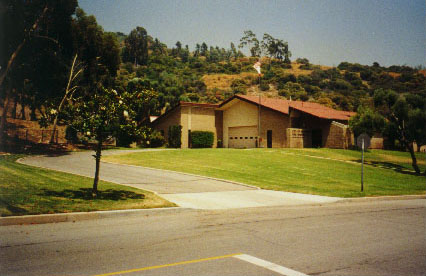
[235,94,355,120]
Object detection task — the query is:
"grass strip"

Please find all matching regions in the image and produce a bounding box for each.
[104,148,426,198]
[0,155,175,217]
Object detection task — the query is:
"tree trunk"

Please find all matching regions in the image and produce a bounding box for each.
[51,54,80,144]
[12,97,17,119]
[0,89,11,150]
[49,116,59,144]
[407,142,420,174]
[37,107,45,119]
[92,136,103,197]
[21,104,26,120]
[30,104,37,121]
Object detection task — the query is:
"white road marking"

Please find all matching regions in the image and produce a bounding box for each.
[234,254,309,276]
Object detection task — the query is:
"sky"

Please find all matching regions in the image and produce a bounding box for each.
[78,0,426,67]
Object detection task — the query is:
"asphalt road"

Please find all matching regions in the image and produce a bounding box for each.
[1,199,425,276]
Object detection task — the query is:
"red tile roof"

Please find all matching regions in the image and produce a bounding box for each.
[180,101,219,108]
[235,95,356,121]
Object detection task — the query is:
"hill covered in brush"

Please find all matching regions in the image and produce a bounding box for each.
[112,28,425,116]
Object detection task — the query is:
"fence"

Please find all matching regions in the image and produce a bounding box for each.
[6,128,67,144]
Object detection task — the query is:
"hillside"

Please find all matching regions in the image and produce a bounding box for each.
[189,59,424,112]
[202,62,335,98]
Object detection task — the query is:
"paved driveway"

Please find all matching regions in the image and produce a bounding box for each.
[19,149,341,209]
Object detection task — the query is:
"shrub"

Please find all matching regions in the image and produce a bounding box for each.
[167,125,182,148]
[217,139,223,148]
[297,75,313,85]
[296,58,309,65]
[360,70,373,81]
[331,79,352,90]
[149,130,165,148]
[190,131,214,148]
[231,79,247,89]
[122,62,134,73]
[260,81,270,91]
[299,63,313,70]
[65,125,79,143]
[116,126,136,147]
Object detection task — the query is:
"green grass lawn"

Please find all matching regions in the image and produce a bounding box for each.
[0,155,175,217]
[104,148,426,198]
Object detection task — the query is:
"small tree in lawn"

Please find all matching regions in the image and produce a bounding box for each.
[68,87,151,196]
[373,89,426,174]
[349,106,385,138]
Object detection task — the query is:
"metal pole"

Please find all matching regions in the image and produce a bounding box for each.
[258,74,261,148]
[361,138,364,192]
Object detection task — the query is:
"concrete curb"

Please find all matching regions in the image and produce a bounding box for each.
[101,160,261,191]
[0,207,185,226]
[2,195,424,226]
[341,194,426,202]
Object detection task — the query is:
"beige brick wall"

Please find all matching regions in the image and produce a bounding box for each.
[286,128,312,148]
[370,135,384,149]
[223,100,258,148]
[292,113,331,147]
[181,106,217,148]
[222,100,290,148]
[324,121,350,149]
[153,107,181,143]
[154,100,353,150]
[260,107,290,148]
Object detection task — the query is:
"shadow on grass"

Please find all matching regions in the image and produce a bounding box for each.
[0,199,30,216]
[354,159,420,176]
[39,188,145,201]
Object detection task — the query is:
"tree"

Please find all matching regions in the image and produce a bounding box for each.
[373,89,426,174]
[48,54,83,143]
[1,0,46,88]
[0,0,77,148]
[124,26,148,66]
[71,8,121,91]
[180,45,190,63]
[230,42,238,60]
[1,0,77,87]
[173,41,182,58]
[194,43,201,57]
[40,7,122,147]
[67,87,153,196]
[349,106,385,138]
[239,30,261,57]
[151,38,166,55]
[261,33,290,62]
[405,93,426,153]
[200,42,208,56]
[125,78,160,124]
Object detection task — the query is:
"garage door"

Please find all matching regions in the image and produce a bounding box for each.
[228,126,257,148]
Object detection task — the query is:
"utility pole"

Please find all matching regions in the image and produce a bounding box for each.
[258,73,261,148]
[253,60,262,148]
[361,138,364,192]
